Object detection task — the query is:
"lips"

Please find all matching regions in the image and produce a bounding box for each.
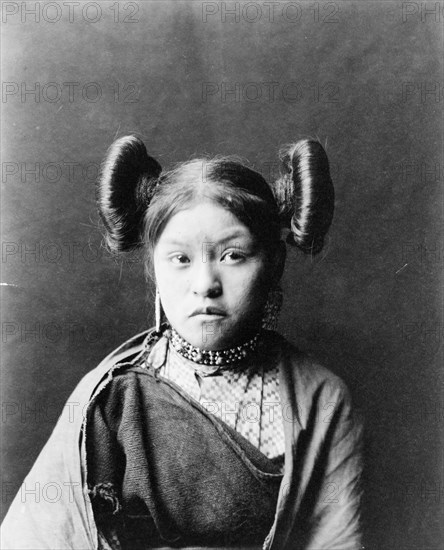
[190,306,226,317]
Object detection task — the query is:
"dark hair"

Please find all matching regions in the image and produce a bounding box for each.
[274,140,335,254]
[97,135,334,258]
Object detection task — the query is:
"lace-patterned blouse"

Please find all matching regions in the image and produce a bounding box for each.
[156,341,286,460]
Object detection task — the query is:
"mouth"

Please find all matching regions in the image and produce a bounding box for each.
[189,306,226,318]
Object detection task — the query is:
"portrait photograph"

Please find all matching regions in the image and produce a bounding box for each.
[1,1,443,549]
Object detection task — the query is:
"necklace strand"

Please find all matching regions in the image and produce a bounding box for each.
[169,328,260,366]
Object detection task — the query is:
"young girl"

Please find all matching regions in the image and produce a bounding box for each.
[1,136,363,550]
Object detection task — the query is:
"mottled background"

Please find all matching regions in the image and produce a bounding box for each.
[1,1,443,548]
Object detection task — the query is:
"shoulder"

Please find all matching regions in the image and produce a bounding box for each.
[271,331,357,429]
[68,328,155,408]
[94,328,153,368]
[273,331,350,395]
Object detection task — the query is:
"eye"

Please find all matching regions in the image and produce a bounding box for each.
[221,250,246,264]
[169,254,190,265]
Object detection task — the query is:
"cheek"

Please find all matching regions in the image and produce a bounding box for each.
[227,262,271,310]
[153,261,186,312]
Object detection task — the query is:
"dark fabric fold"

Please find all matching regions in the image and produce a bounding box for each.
[86,366,283,549]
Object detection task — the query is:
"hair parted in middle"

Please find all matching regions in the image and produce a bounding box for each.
[96,134,335,259]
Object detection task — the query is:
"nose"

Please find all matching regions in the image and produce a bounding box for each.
[191,260,222,299]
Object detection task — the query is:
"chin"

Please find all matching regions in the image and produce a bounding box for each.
[173,317,259,350]
[181,318,227,350]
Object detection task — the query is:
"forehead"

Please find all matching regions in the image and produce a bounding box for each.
[157,201,253,244]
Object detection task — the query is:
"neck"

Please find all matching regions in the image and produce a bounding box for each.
[168,327,261,367]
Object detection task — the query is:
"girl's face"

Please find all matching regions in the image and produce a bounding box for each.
[153,201,281,350]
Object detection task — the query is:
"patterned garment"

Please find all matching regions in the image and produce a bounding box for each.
[160,345,285,459]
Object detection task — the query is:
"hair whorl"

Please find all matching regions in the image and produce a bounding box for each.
[97,135,162,253]
[274,140,334,255]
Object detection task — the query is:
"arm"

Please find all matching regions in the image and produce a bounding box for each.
[304,383,364,550]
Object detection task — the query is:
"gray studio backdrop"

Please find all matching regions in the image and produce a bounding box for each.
[2,1,442,548]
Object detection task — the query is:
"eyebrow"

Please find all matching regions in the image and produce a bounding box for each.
[212,230,252,245]
[161,229,252,246]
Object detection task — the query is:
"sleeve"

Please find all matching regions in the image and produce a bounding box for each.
[304,382,364,550]
[1,334,150,550]
[0,381,99,550]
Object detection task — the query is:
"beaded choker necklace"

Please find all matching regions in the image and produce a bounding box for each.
[169,328,260,366]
